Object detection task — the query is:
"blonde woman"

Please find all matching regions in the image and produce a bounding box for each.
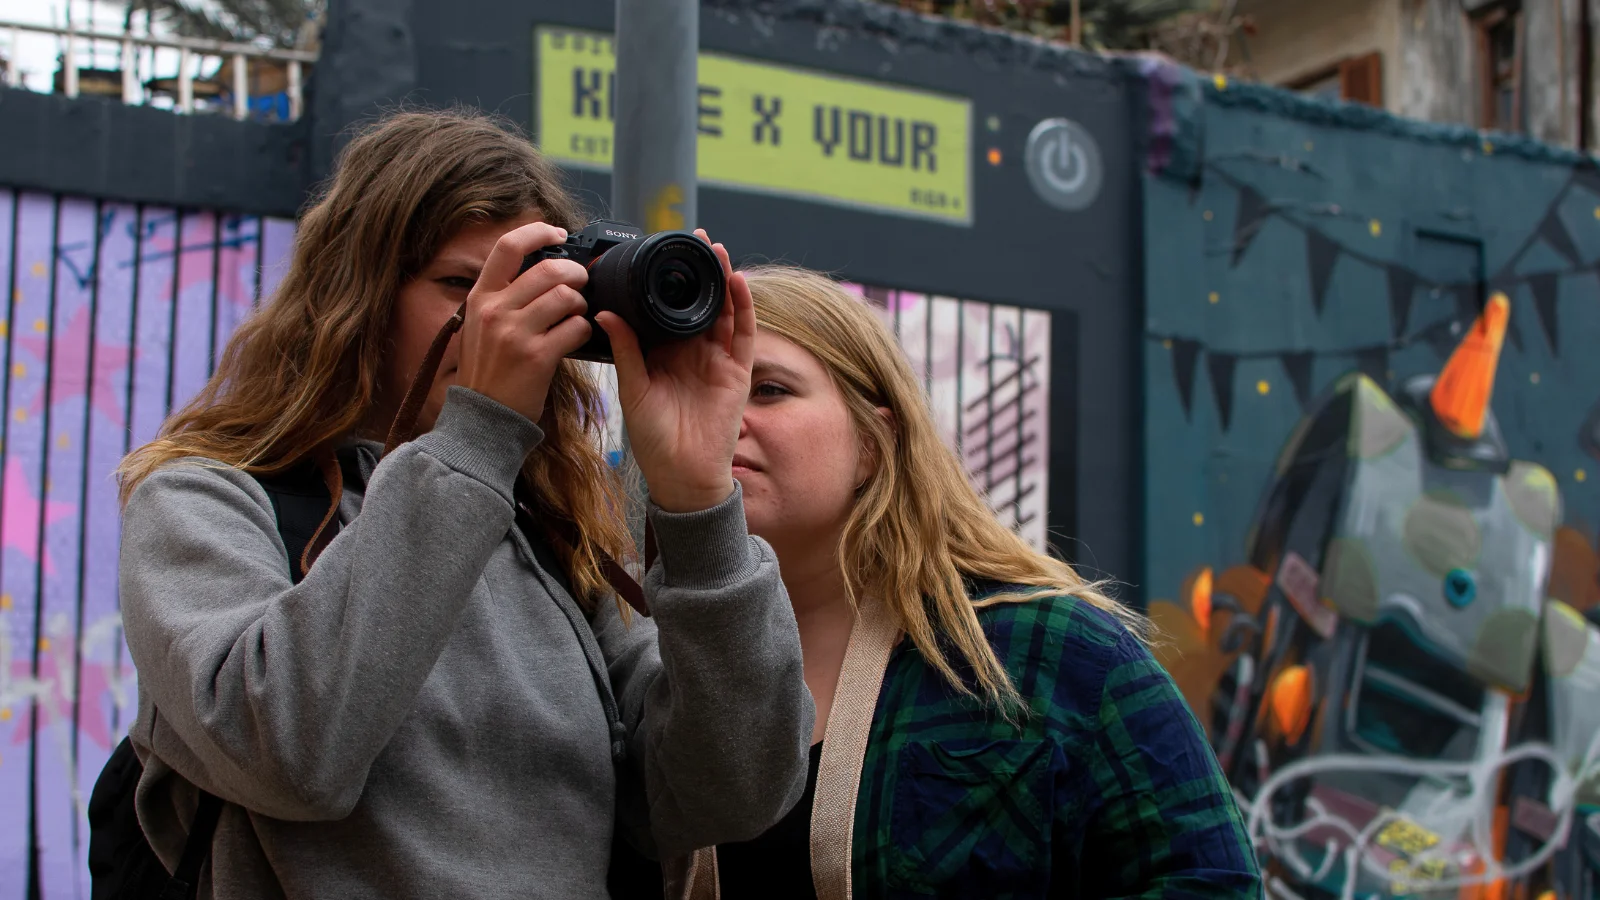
[113,110,812,898]
[671,266,1259,898]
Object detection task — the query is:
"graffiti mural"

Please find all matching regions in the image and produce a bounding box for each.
[1139,63,1600,900]
[0,189,296,899]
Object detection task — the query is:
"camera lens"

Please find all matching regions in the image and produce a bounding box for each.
[653,259,700,311]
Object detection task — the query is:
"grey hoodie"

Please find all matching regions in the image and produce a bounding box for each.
[119,386,814,899]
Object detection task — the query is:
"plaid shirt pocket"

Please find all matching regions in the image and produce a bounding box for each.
[886,738,1060,898]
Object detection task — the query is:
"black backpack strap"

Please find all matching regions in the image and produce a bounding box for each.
[145,452,356,898]
[257,447,361,583]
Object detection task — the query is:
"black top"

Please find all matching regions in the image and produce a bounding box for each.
[717,741,824,899]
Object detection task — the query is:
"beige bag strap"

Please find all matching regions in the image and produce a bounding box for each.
[664,598,899,900]
[810,597,901,900]
[667,847,719,900]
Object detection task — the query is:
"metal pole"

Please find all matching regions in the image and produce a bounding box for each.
[64,25,78,97]
[177,45,192,112]
[232,52,247,120]
[121,39,137,103]
[611,0,699,546]
[288,60,302,121]
[612,0,698,234]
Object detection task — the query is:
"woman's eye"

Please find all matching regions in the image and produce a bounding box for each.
[752,383,789,399]
[439,276,477,290]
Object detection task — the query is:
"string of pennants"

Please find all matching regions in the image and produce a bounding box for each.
[1157,163,1600,431]
[1151,315,1463,430]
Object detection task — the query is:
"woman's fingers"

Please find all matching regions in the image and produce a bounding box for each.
[595,311,647,404]
[704,238,738,352]
[728,272,756,369]
[543,311,595,358]
[516,284,588,334]
[478,221,570,292]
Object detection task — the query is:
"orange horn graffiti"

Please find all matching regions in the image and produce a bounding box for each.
[1430,292,1510,440]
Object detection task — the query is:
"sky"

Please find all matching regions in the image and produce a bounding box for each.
[1,0,190,93]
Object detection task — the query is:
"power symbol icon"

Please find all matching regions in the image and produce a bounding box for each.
[1023,118,1103,212]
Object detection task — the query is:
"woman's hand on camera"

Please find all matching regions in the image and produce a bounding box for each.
[596,229,751,514]
[457,222,592,425]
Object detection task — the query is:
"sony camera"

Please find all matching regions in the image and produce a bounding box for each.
[519,220,725,363]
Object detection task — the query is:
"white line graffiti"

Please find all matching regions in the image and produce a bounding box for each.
[1244,730,1600,899]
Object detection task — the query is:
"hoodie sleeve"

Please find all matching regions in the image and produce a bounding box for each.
[121,387,542,822]
[591,482,814,859]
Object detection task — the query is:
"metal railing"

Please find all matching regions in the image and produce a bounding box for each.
[0,19,314,121]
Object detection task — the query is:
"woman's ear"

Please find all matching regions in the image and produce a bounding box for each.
[855,406,895,489]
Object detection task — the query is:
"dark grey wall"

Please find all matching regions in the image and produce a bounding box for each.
[0,86,308,217]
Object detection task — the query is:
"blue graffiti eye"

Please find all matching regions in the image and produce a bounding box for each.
[1444,568,1477,608]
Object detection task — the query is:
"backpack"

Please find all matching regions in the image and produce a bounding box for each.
[86,452,360,900]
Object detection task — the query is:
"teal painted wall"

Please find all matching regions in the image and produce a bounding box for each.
[1138,64,1600,614]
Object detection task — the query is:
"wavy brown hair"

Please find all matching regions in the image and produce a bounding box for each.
[117,108,633,610]
[743,266,1145,713]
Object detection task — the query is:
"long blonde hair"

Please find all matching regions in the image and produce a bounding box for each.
[117,108,633,609]
[743,266,1144,712]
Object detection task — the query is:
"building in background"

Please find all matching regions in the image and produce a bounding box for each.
[1231,0,1595,149]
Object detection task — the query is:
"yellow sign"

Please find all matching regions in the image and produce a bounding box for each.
[535,26,972,225]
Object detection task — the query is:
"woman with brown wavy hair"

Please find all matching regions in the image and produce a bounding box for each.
[114,109,812,898]
[670,266,1258,899]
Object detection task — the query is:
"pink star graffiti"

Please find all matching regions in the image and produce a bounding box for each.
[2,458,77,576]
[17,306,136,427]
[5,655,115,749]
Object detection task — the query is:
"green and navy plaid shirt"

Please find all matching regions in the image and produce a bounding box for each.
[851,586,1260,898]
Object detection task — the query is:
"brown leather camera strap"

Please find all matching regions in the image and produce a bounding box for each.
[384,301,467,455]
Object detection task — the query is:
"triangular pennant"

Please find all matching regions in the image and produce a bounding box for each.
[1530,272,1560,355]
[1538,210,1582,265]
[1207,352,1238,431]
[1232,185,1271,267]
[1386,267,1417,338]
[1356,345,1388,384]
[1172,338,1202,419]
[1281,352,1315,411]
[1306,231,1339,316]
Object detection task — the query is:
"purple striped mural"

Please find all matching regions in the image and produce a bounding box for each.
[0,189,296,899]
[0,191,1050,896]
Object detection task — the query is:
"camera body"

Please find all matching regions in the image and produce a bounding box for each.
[519,220,725,363]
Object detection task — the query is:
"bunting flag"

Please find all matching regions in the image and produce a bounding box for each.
[1386,268,1417,339]
[1530,272,1560,355]
[1160,164,1600,432]
[1201,164,1597,330]
[1306,230,1339,317]
[1154,310,1461,432]
[1232,185,1272,267]
[1207,353,1237,430]
[1172,338,1202,419]
[1281,352,1315,411]
[1537,209,1581,265]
